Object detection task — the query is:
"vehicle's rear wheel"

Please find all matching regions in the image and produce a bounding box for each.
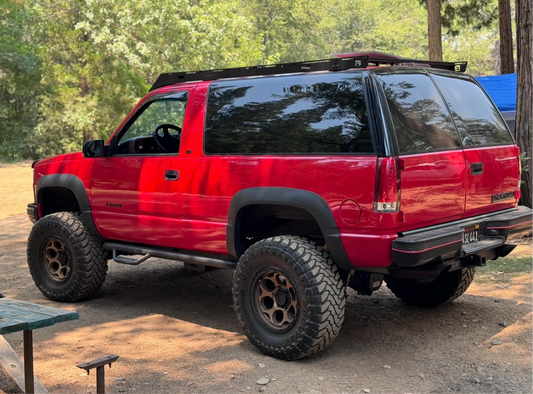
[27,212,108,302]
[232,235,346,360]
[385,267,475,307]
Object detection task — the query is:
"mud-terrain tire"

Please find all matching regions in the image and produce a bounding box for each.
[385,267,475,307]
[27,212,108,302]
[232,236,346,360]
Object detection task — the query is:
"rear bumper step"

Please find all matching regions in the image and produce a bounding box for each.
[392,206,532,267]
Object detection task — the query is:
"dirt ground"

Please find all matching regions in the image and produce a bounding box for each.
[0,164,532,394]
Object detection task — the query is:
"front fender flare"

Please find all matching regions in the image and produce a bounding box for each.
[227,187,354,270]
[36,174,100,237]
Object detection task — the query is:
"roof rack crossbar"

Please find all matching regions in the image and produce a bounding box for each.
[149,55,467,91]
[150,56,369,91]
[366,57,467,73]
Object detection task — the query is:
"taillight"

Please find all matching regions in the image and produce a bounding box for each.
[515,146,522,189]
[514,146,522,202]
[374,157,400,213]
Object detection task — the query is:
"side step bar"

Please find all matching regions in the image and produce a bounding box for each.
[102,242,237,269]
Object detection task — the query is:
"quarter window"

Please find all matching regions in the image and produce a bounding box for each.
[204,73,373,154]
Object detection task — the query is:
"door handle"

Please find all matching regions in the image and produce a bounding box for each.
[471,162,483,175]
[165,170,179,181]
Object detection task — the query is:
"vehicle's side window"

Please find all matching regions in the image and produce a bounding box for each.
[376,72,461,154]
[430,74,513,147]
[204,73,373,154]
[116,92,188,155]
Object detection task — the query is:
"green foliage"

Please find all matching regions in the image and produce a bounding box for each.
[418,0,498,36]
[0,0,505,160]
[477,255,532,275]
[0,0,41,159]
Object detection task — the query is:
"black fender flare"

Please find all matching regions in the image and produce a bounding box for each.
[36,174,100,237]
[227,187,354,270]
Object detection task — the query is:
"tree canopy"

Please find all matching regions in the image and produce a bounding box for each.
[0,0,507,160]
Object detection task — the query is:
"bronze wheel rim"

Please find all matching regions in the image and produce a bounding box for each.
[42,237,71,283]
[252,269,299,333]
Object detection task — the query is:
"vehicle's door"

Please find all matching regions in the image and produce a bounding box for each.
[90,88,194,248]
[374,69,467,231]
[430,72,520,217]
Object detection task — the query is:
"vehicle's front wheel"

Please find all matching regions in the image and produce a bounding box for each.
[385,267,475,307]
[27,212,108,302]
[232,236,346,360]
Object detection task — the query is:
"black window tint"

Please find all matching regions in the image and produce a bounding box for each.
[377,72,461,154]
[431,74,513,147]
[204,73,373,154]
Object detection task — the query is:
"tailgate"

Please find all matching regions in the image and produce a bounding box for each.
[429,71,519,218]
[463,145,519,216]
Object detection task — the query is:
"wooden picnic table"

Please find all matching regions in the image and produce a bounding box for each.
[0,298,78,394]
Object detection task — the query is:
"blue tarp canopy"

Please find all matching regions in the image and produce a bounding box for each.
[475,73,517,112]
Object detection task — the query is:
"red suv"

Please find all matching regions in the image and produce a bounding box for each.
[27,54,532,360]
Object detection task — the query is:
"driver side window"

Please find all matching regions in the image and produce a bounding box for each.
[116,92,188,155]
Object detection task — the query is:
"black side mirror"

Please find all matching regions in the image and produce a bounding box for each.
[83,140,106,157]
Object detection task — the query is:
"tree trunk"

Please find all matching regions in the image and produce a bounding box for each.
[499,0,515,74]
[427,0,443,61]
[515,0,532,208]
[81,76,90,143]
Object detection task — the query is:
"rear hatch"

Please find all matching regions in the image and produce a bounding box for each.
[429,71,520,217]
[373,68,519,231]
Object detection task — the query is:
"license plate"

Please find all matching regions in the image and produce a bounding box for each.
[463,225,481,244]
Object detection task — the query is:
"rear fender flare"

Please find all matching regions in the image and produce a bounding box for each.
[227,187,354,270]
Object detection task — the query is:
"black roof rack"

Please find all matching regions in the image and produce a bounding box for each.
[150,56,368,91]
[149,55,467,91]
[365,57,467,73]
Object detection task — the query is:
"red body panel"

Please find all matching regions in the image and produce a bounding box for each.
[462,146,519,217]
[178,155,383,257]
[90,155,187,248]
[399,151,466,231]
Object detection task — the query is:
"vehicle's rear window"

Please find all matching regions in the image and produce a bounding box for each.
[376,72,461,154]
[430,73,514,147]
[204,73,373,154]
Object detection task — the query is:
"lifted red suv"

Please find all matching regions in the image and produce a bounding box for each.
[27,54,532,360]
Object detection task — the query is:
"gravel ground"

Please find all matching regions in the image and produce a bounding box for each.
[0,214,531,394]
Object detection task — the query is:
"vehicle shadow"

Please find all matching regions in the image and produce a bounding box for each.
[87,258,533,355]
[20,261,532,394]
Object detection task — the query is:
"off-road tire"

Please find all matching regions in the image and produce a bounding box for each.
[232,236,346,360]
[385,267,475,307]
[27,212,108,302]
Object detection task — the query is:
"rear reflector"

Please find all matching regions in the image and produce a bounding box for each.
[374,157,400,213]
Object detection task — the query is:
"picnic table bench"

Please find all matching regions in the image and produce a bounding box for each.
[0,297,78,394]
